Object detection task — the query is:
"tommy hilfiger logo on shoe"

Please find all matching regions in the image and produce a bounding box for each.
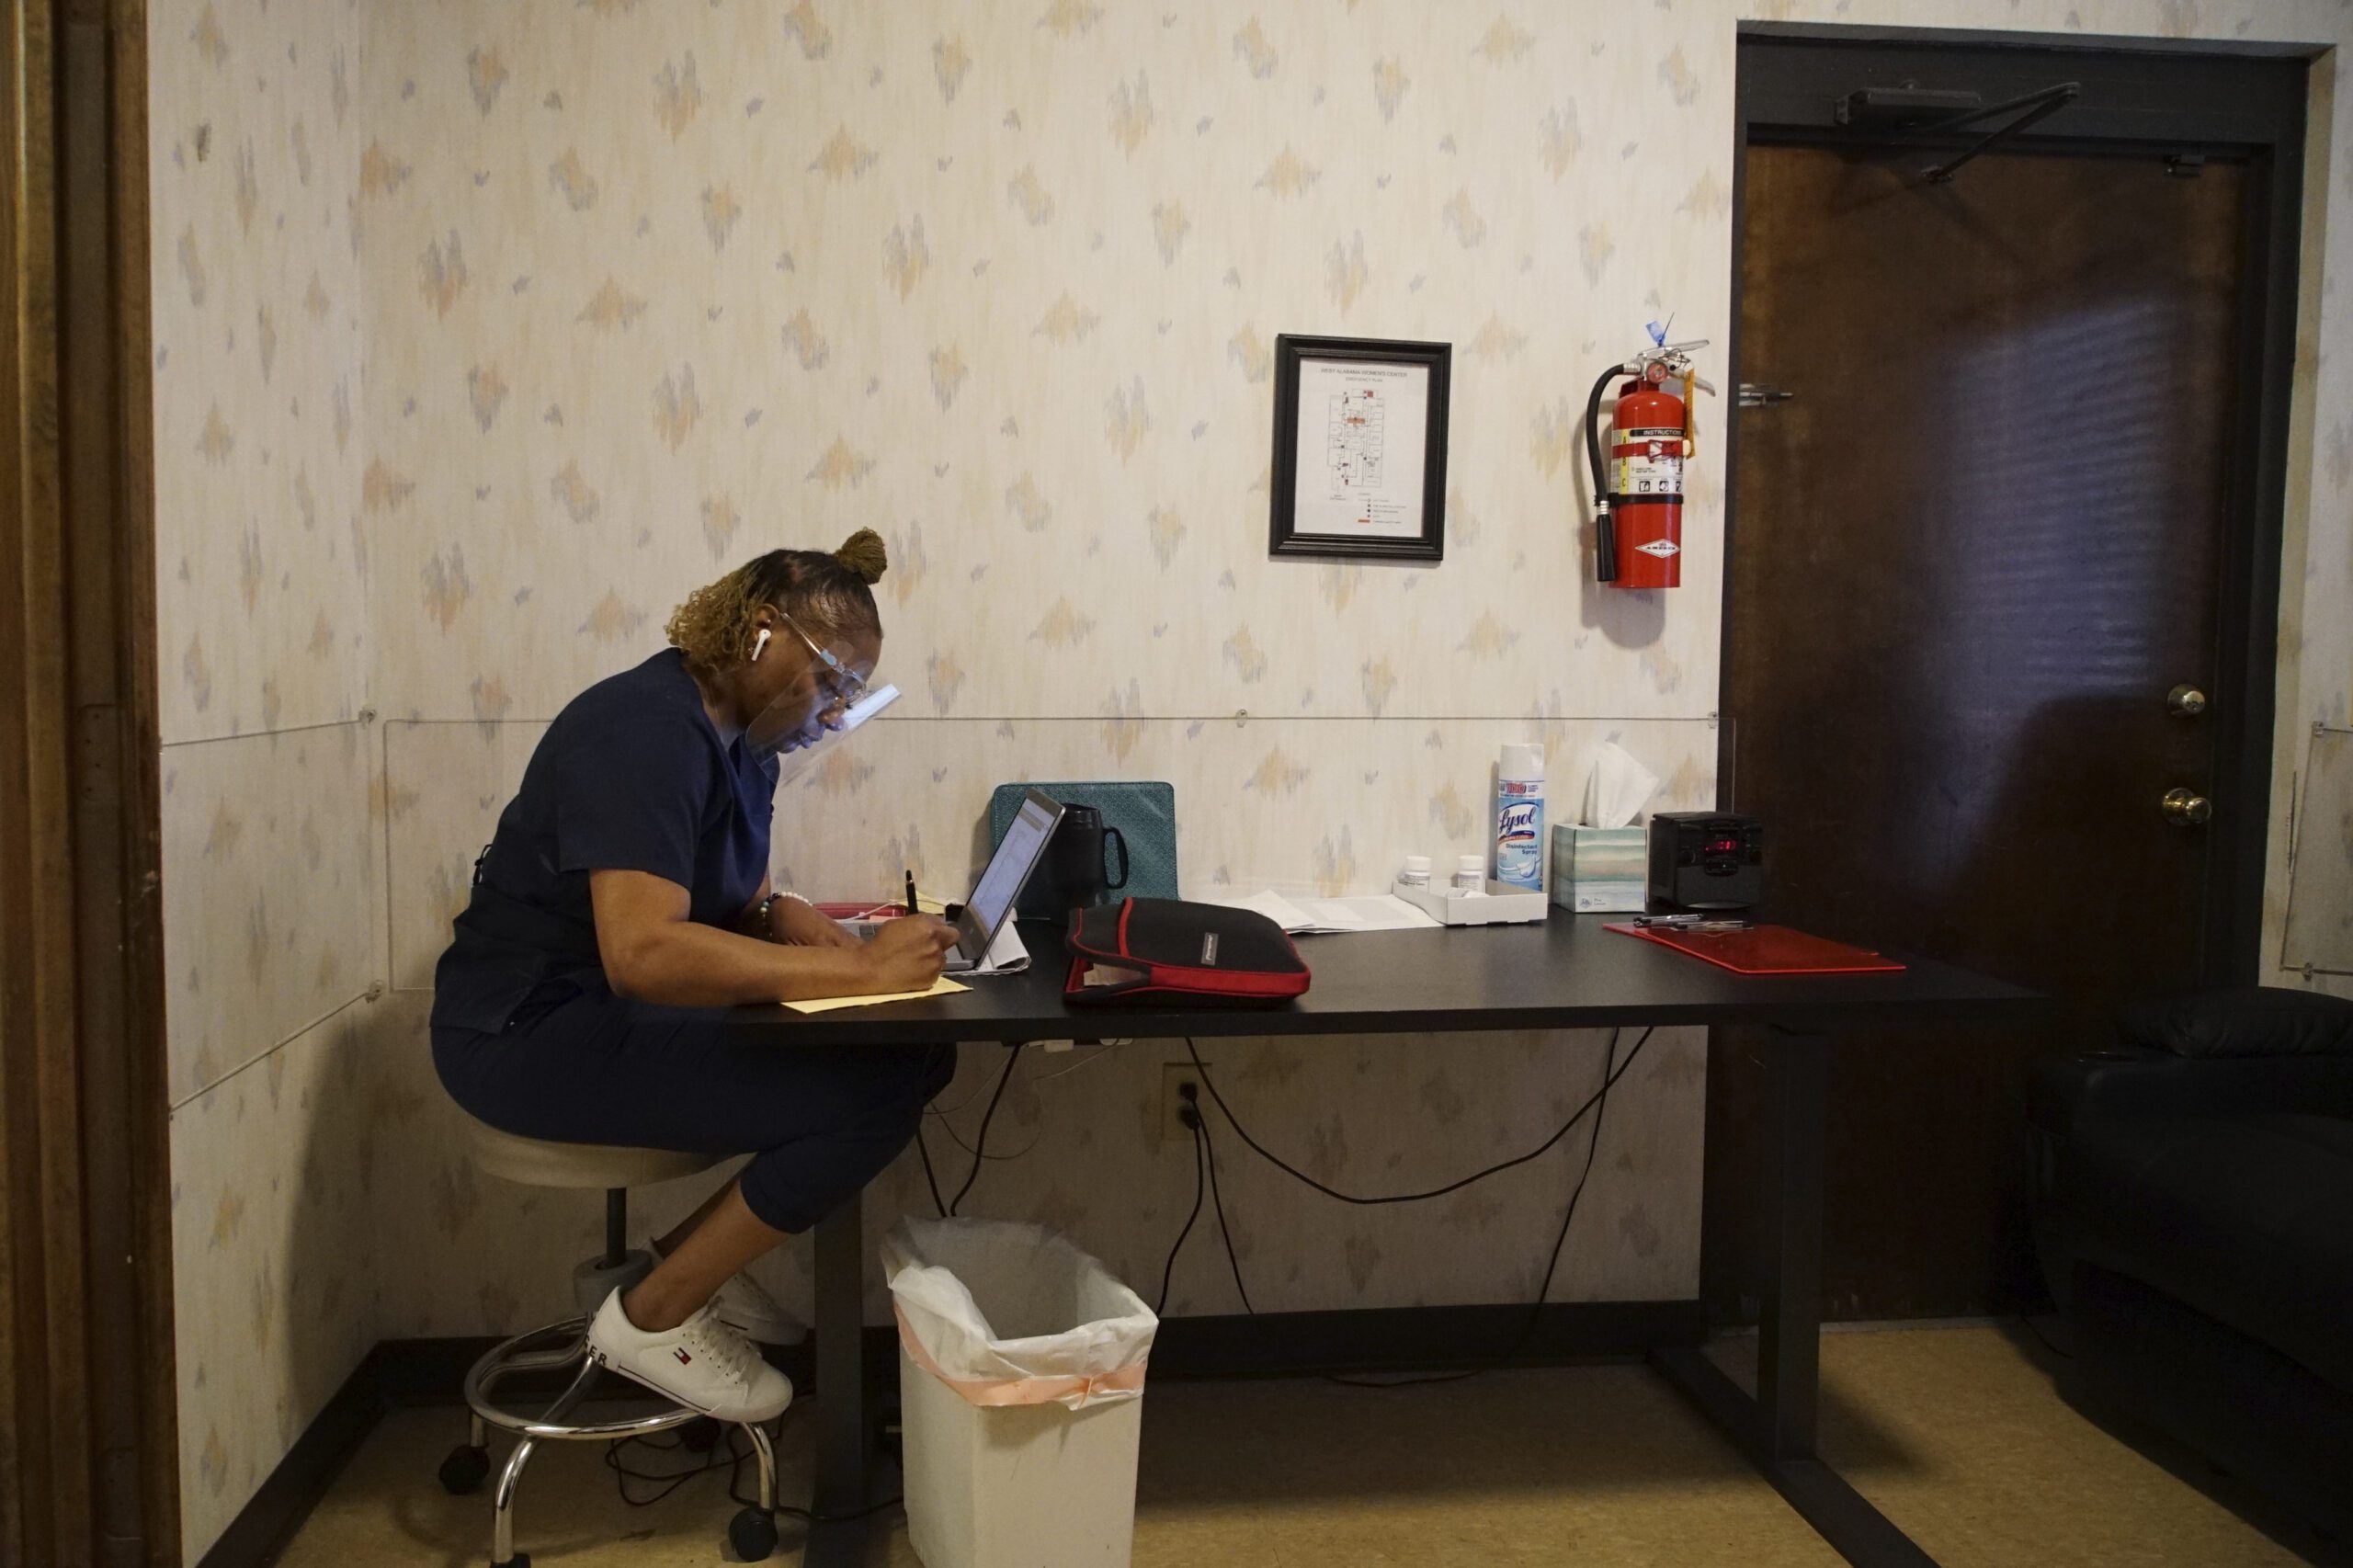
[674,1349,693,1365]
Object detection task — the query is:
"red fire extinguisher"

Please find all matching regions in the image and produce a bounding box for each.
[1586,339,1712,588]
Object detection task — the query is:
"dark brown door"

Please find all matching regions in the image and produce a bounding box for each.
[1713,144,2246,1317]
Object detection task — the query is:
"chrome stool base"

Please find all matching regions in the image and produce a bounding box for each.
[441,1316,779,1566]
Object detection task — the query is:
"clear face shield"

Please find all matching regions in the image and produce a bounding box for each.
[744,610,873,762]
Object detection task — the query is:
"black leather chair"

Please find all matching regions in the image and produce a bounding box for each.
[2029,987,2353,1541]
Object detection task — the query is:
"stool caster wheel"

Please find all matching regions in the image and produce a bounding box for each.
[437,1442,490,1495]
[679,1415,722,1452]
[729,1506,778,1562]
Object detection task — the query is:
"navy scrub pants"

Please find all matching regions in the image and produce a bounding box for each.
[432,989,955,1234]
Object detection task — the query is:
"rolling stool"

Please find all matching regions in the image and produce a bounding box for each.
[435,1114,780,1566]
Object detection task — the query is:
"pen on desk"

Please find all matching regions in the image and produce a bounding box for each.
[904,868,917,915]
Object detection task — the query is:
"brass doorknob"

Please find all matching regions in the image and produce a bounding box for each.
[2166,684,2209,717]
[2161,788,2211,827]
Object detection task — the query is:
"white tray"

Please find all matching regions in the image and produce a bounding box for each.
[1391,877,1550,926]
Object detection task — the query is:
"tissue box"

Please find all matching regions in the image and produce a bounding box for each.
[1552,825,1647,913]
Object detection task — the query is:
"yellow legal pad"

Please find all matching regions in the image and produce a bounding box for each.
[783,976,969,1015]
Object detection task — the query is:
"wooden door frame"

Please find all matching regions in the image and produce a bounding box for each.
[1724,29,2313,985]
[3,2,176,1564]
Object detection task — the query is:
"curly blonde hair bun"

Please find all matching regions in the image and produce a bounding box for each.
[665,537,886,670]
[832,528,889,585]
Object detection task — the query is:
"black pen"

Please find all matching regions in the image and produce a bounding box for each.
[904,868,917,915]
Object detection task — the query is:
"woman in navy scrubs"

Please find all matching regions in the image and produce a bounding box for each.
[430,529,959,1423]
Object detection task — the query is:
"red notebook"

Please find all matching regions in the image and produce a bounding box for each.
[1605,922,1904,975]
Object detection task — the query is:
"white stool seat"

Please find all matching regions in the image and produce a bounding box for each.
[461,1112,722,1190]
[441,1116,778,1564]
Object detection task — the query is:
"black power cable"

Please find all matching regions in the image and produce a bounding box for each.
[2018,1314,2074,1361]
[603,1426,740,1507]
[1476,1029,1632,1367]
[948,1044,1023,1216]
[926,1100,1041,1165]
[606,1422,907,1525]
[1155,1103,1207,1316]
[1191,1028,1652,1388]
[1181,1031,1648,1207]
[1198,1096,1256,1317]
[915,1122,947,1219]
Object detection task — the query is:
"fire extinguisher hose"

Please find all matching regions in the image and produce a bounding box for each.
[1585,364,1625,582]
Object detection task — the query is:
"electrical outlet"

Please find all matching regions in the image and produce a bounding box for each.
[1158,1062,1207,1147]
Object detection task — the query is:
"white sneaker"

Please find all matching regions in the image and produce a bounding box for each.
[649,1236,808,1346]
[588,1289,793,1425]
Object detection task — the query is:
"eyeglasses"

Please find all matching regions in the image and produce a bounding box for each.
[774,608,869,709]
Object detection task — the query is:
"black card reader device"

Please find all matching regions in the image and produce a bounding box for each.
[1647,812,1763,911]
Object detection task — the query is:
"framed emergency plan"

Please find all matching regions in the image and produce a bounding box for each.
[1268,334,1451,562]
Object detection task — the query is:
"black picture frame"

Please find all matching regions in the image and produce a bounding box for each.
[1267,334,1450,562]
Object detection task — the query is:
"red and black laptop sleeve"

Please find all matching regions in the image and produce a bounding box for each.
[1063,897,1311,1008]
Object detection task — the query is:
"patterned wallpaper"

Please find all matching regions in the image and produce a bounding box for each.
[165,1008,381,1543]
[148,0,380,1559]
[358,4,1734,727]
[154,0,369,744]
[161,725,382,1108]
[153,0,2353,1561]
[353,1,1750,1379]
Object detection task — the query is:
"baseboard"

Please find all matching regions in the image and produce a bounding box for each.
[199,1299,1705,1568]
[1152,1299,1707,1378]
[192,1342,395,1568]
[370,1329,853,1408]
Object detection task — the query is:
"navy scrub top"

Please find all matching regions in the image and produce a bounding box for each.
[431,649,779,1035]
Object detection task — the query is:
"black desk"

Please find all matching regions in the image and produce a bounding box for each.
[742,914,2037,1568]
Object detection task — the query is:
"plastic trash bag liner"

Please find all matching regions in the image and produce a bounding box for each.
[881,1217,1157,1411]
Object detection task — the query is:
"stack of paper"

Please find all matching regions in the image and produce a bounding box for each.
[975,919,1030,973]
[785,977,968,1015]
[779,918,1029,1013]
[1207,890,1440,935]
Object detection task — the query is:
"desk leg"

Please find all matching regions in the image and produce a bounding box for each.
[1652,1028,1939,1568]
[1758,1025,1825,1460]
[803,1194,877,1568]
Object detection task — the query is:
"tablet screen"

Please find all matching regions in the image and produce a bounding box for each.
[962,792,1059,947]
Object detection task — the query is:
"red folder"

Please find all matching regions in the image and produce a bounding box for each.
[1606,922,1904,975]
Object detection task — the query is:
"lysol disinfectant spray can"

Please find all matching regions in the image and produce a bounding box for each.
[1495,744,1545,891]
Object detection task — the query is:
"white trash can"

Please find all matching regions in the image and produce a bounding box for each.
[882,1218,1158,1568]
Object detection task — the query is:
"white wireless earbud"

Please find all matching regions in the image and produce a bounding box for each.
[752,628,772,661]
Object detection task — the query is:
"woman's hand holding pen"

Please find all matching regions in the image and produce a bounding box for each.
[859,914,961,993]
